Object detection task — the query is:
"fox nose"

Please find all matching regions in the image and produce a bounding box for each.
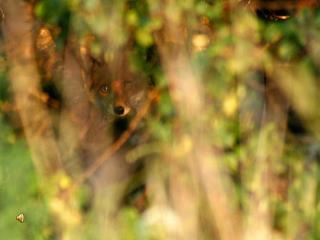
[113,105,125,116]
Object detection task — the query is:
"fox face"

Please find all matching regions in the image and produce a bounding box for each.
[82,47,150,120]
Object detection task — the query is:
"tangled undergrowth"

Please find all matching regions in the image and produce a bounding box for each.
[1,0,320,239]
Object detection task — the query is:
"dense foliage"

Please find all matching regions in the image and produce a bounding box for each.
[1,0,320,239]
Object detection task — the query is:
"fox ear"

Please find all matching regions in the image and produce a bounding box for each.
[79,45,98,90]
[79,45,95,75]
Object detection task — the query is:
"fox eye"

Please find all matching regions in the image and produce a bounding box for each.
[99,84,109,96]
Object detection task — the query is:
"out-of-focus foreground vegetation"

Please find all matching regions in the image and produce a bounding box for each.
[1,0,320,239]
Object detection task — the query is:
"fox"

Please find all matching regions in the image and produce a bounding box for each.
[75,39,154,213]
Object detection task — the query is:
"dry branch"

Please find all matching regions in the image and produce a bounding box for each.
[2,0,63,177]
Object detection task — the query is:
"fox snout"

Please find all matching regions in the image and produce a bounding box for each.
[112,80,131,117]
[111,79,148,117]
[113,103,131,117]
